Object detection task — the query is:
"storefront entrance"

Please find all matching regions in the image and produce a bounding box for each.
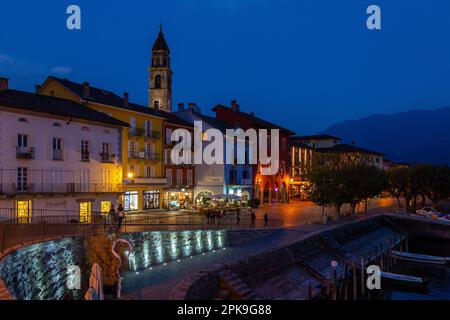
[143,190,160,210]
[164,189,193,209]
[124,190,139,211]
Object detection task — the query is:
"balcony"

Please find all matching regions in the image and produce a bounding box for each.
[0,182,123,194]
[129,127,161,140]
[53,149,63,161]
[144,130,161,140]
[124,176,167,185]
[100,152,116,163]
[128,151,161,161]
[16,146,34,159]
[81,151,90,162]
[241,178,253,185]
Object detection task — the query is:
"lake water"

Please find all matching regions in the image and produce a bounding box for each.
[379,237,450,300]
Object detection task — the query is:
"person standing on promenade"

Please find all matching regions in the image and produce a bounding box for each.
[264,212,269,228]
[236,211,241,225]
[109,205,116,230]
[251,210,256,227]
[117,204,125,230]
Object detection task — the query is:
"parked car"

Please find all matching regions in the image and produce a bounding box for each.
[416,207,440,217]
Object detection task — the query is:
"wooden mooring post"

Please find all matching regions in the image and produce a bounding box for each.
[332,268,337,300]
[352,261,357,300]
[360,256,365,297]
[343,263,348,300]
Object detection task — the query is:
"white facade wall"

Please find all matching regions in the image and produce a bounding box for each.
[0,110,123,216]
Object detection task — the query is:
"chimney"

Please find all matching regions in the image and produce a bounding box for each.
[0,77,9,91]
[231,100,240,112]
[123,92,129,107]
[82,81,90,98]
[35,85,41,93]
[178,102,185,111]
[188,102,201,113]
[351,141,356,146]
[249,112,255,117]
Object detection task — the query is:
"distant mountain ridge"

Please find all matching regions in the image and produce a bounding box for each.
[323,107,450,165]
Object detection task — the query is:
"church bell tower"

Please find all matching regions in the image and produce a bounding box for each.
[149,25,172,112]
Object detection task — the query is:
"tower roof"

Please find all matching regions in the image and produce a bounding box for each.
[152,25,170,52]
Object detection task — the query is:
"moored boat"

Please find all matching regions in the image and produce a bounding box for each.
[391,251,449,265]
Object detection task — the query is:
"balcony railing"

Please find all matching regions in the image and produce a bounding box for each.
[81,151,90,162]
[129,127,161,140]
[241,178,253,185]
[144,130,161,140]
[128,151,161,161]
[53,149,63,161]
[0,182,122,194]
[16,146,35,159]
[100,152,116,163]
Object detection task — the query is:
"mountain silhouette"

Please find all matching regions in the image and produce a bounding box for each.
[323,107,450,165]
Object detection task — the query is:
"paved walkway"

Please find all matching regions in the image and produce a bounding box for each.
[122,210,390,300]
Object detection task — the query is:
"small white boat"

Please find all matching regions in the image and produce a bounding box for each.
[381,271,428,290]
[391,251,449,265]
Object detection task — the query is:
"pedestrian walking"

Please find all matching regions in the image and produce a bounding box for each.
[117,204,125,230]
[211,210,216,225]
[251,211,256,227]
[236,211,241,225]
[263,212,269,228]
[206,210,211,224]
[109,204,116,227]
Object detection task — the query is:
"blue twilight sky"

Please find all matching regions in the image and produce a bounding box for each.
[1,0,450,134]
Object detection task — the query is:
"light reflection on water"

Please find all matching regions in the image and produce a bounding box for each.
[125,230,226,271]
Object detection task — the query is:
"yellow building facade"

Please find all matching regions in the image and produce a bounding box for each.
[38,77,168,210]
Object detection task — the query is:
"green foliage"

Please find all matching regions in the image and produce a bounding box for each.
[387,164,450,208]
[307,163,387,218]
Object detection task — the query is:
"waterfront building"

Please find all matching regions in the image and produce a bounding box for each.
[38,77,167,211]
[289,134,385,200]
[212,101,295,204]
[0,79,127,221]
[174,103,254,203]
[147,26,195,209]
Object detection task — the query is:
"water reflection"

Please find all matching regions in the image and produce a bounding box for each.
[125,230,226,271]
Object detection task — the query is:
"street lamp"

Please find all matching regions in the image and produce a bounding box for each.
[127,172,133,178]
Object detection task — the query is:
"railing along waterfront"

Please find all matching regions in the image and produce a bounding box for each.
[0,208,284,255]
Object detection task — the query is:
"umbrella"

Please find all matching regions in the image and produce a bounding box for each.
[84,263,104,300]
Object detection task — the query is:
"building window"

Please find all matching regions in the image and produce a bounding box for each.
[124,191,139,211]
[53,137,63,160]
[229,169,238,185]
[186,170,193,186]
[15,200,32,223]
[81,140,89,162]
[166,169,172,185]
[101,142,112,162]
[79,202,92,223]
[144,120,153,137]
[18,134,28,147]
[18,118,28,123]
[143,190,160,210]
[17,167,28,192]
[155,75,162,89]
[101,201,111,217]
[166,128,173,144]
[154,100,160,109]
[282,138,286,151]
[177,169,183,186]
[243,170,250,180]
[53,122,61,127]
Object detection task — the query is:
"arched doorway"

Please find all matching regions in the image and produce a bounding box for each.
[195,191,213,205]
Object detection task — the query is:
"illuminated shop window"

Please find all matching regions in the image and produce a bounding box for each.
[101,201,111,216]
[79,202,92,223]
[16,200,32,223]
